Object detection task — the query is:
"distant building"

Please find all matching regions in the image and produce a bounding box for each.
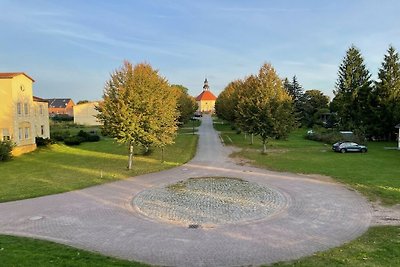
[73,101,102,126]
[47,98,74,117]
[195,79,217,113]
[0,72,50,156]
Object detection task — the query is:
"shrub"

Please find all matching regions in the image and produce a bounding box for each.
[51,130,70,141]
[77,130,90,141]
[0,141,14,161]
[64,136,85,146]
[35,137,52,147]
[306,129,342,144]
[87,134,100,142]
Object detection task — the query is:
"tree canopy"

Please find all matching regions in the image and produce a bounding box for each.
[97,61,178,169]
[236,63,295,153]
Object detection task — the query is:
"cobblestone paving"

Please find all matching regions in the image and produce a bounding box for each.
[134,177,287,225]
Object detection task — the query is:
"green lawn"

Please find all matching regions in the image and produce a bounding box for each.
[0,134,198,203]
[270,226,400,267]
[214,120,400,205]
[0,235,148,267]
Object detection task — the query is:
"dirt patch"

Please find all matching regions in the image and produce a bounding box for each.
[371,202,400,226]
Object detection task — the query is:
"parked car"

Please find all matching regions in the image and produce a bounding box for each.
[194,111,203,117]
[332,141,367,153]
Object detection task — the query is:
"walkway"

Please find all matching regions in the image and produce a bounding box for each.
[0,115,371,267]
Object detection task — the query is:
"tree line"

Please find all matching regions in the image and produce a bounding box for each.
[217,45,400,149]
[96,61,197,169]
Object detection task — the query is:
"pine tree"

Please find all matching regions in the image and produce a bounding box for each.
[332,45,373,131]
[374,45,400,139]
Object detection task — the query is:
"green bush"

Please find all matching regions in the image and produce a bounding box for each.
[0,141,14,161]
[87,134,100,142]
[306,129,342,144]
[51,130,70,141]
[35,137,52,147]
[64,136,85,146]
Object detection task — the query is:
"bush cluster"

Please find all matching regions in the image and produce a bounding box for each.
[0,141,14,162]
[306,128,366,145]
[35,137,52,147]
[62,130,101,146]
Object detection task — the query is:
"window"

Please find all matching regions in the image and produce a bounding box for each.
[24,127,29,139]
[18,128,23,140]
[17,103,22,115]
[2,129,10,141]
[41,125,44,136]
[39,105,43,115]
[24,103,29,115]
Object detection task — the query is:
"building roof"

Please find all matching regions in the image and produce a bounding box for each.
[33,96,48,103]
[196,90,217,101]
[47,98,74,108]
[0,72,35,82]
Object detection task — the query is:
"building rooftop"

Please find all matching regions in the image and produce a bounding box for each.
[0,72,35,82]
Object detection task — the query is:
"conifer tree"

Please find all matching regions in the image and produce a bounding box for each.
[332,45,372,131]
[374,45,400,139]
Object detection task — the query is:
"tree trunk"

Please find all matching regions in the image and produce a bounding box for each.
[251,133,254,145]
[244,132,247,140]
[161,147,164,163]
[128,143,133,170]
[262,140,267,154]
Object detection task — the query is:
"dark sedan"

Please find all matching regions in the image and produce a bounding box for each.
[332,141,367,153]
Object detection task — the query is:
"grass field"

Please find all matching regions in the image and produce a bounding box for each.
[270,226,400,267]
[0,133,198,203]
[214,119,400,205]
[0,235,147,267]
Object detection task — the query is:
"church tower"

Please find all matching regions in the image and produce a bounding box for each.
[195,78,217,113]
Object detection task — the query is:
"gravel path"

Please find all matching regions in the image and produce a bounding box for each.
[0,115,372,267]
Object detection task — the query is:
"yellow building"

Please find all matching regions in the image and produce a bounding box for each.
[0,73,50,156]
[73,101,102,126]
[196,79,217,113]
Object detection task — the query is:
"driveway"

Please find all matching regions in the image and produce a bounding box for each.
[0,115,371,267]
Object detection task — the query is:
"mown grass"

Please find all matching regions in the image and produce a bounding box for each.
[0,235,148,266]
[269,226,400,267]
[214,120,400,205]
[0,134,198,203]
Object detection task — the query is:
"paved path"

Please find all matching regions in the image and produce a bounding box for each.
[0,115,372,266]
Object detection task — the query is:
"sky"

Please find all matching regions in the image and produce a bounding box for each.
[1,0,400,102]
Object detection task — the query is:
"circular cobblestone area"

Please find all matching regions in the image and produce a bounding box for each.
[133,177,288,225]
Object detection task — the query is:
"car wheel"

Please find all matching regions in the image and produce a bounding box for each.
[340,148,346,153]
[361,148,367,153]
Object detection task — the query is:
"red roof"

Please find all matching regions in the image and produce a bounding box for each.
[196,90,217,101]
[0,72,35,82]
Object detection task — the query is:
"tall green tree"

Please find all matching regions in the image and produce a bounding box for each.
[236,63,295,153]
[97,61,178,169]
[332,45,373,131]
[373,45,400,139]
[171,84,197,124]
[215,79,242,122]
[301,89,330,127]
[284,76,304,126]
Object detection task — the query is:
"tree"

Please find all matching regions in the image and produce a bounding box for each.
[76,100,89,105]
[236,63,295,153]
[215,79,242,122]
[332,45,373,132]
[171,84,197,124]
[301,90,330,127]
[284,76,304,125]
[97,61,178,169]
[373,45,400,140]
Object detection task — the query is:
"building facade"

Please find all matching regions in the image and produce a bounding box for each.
[73,101,102,126]
[195,79,217,113]
[47,98,75,117]
[0,73,50,156]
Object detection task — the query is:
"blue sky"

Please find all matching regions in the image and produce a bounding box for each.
[1,0,400,102]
